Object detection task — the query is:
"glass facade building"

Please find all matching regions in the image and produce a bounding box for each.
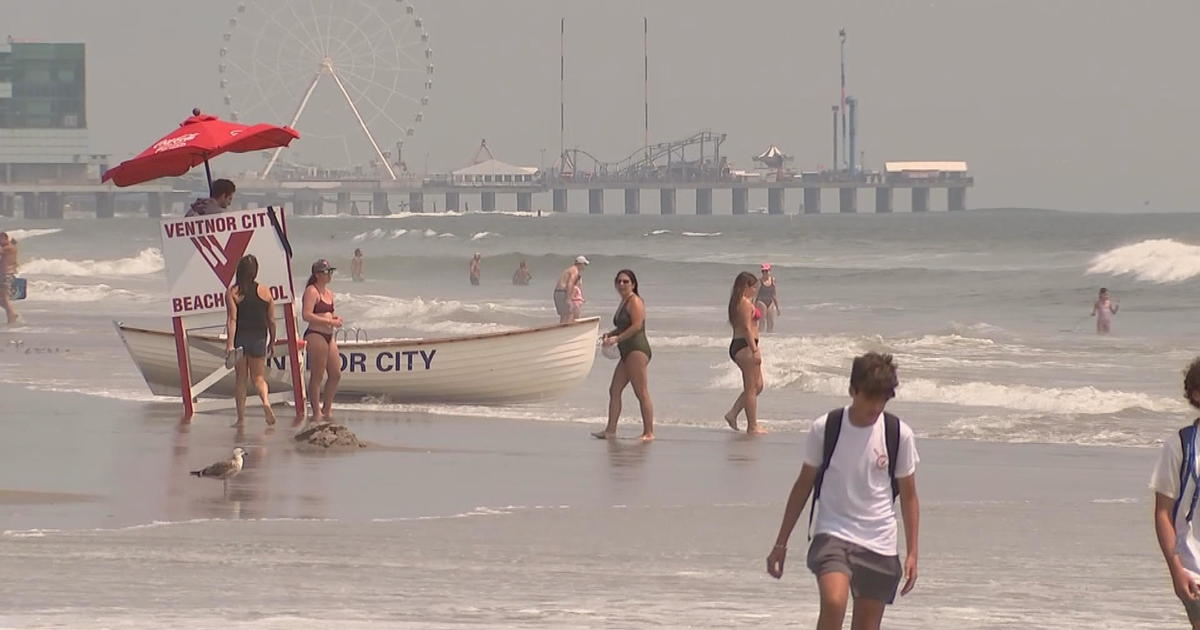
[0,42,86,129]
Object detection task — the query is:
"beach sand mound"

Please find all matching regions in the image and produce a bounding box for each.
[294,422,367,450]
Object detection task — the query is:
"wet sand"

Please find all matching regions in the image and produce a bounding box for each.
[0,382,1184,627]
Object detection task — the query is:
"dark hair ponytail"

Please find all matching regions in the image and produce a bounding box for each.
[728,271,758,324]
[234,255,258,295]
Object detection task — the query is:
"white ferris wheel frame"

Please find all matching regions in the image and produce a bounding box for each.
[219,0,434,181]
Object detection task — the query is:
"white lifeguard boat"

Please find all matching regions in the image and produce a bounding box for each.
[114,317,599,404]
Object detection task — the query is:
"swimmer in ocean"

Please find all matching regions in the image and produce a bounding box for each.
[1092,287,1118,334]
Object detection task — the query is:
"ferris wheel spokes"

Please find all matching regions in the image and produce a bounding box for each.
[262,58,397,180]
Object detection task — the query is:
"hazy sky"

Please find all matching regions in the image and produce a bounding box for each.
[6,0,1199,210]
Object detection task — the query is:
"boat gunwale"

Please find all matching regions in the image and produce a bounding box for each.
[114,316,601,349]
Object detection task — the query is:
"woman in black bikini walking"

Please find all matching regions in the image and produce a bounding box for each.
[224,254,277,427]
[303,259,343,421]
[724,271,765,434]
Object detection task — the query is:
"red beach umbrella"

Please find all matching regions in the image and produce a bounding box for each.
[101,108,299,192]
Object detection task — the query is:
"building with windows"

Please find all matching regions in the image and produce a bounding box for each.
[0,39,105,183]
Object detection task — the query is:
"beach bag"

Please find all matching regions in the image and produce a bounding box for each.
[808,407,900,538]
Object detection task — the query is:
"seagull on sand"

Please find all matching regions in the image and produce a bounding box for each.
[190,447,245,494]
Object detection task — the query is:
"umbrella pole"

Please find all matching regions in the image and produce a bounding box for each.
[204,159,213,197]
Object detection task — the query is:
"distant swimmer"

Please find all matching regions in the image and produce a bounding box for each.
[186,178,236,216]
[225,255,277,428]
[0,232,20,325]
[303,259,343,422]
[756,263,781,333]
[469,253,482,286]
[351,248,365,282]
[190,447,245,495]
[1092,287,1119,334]
[554,255,589,323]
[592,269,654,441]
[725,271,765,434]
[512,260,532,286]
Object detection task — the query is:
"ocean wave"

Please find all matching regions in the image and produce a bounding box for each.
[1088,238,1200,284]
[643,229,672,237]
[20,247,164,277]
[336,294,535,334]
[682,231,722,238]
[25,280,155,303]
[5,228,62,240]
[931,411,1169,447]
[389,229,408,239]
[471,231,500,241]
[352,228,386,243]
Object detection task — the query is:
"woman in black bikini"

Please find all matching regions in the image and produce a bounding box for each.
[592,269,655,441]
[303,258,343,421]
[755,263,780,333]
[725,271,765,434]
[225,255,277,427]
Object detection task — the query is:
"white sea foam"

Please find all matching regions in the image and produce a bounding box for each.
[1088,238,1200,284]
[20,247,164,277]
[471,231,499,241]
[336,294,530,335]
[351,228,385,242]
[389,229,408,239]
[682,231,722,238]
[5,228,62,240]
[422,228,438,237]
[25,280,154,303]
[643,229,672,237]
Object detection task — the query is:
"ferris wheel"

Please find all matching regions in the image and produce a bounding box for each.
[218,0,434,179]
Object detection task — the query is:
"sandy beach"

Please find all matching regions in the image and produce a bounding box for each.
[0,382,1177,629]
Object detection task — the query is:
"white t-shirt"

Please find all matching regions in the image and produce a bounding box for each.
[805,407,919,557]
[1150,427,1200,576]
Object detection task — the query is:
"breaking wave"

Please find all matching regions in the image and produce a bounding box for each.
[4,228,62,240]
[1088,239,1200,284]
[25,280,155,303]
[20,248,164,277]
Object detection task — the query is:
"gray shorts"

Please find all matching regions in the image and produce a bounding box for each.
[806,534,903,604]
[553,289,570,318]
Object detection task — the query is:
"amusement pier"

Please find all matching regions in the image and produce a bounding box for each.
[1,23,972,219]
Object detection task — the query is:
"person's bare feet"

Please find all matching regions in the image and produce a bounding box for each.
[638,433,655,442]
[230,419,245,428]
[747,425,767,435]
[264,408,277,426]
[724,411,739,431]
[591,430,615,440]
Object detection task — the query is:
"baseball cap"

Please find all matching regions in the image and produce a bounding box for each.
[575,255,590,265]
[311,259,336,274]
[760,262,772,271]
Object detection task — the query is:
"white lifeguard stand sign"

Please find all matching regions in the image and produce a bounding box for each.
[159,206,304,418]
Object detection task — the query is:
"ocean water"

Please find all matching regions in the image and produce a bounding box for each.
[1,208,1196,627]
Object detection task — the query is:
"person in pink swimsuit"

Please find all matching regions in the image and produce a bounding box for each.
[1092,287,1119,334]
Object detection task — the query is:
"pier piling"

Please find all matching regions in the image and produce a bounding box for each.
[732,187,749,215]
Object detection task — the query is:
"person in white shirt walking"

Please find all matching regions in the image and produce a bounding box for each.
[1151,358,1200,629]
[766,352,920,630]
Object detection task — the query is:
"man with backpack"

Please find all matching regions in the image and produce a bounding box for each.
[766,352,920,630]
[1151,358,1200,629]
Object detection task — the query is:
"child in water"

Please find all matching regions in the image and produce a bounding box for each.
[1092,288,1119,334]
[570,280,585,320]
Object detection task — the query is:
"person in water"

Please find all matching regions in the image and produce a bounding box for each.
[512,260,532,286]
[554,256,589,323]
[756,263,781,333]
[224,255,277,427]
[570,277,585,320]
[469,253,482,286]
[593,269,654,441]
[351,248,365,282]
[1092,287,1118,334]
[0,232,20,325]
[302,259,343,421]
[725,271,765,434]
